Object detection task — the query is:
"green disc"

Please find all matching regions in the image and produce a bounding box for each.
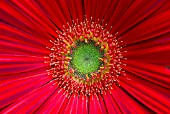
[72,43,101,74]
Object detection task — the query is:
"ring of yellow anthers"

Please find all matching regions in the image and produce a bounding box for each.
[63,33,111,84]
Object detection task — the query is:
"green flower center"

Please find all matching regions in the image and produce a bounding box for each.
[71,42,102,75]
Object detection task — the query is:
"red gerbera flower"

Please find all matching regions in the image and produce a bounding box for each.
[0,0,170,113]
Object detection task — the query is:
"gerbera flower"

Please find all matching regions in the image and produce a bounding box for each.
[0,0,170,113]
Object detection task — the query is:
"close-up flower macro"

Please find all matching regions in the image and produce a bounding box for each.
[0,0,170,113]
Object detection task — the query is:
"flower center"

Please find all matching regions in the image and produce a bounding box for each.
[71,41,102,76]
[46,18,126,95]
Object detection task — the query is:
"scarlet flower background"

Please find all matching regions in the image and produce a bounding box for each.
[0,0,170,113]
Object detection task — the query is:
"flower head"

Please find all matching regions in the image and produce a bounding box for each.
[0,0,170,113]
